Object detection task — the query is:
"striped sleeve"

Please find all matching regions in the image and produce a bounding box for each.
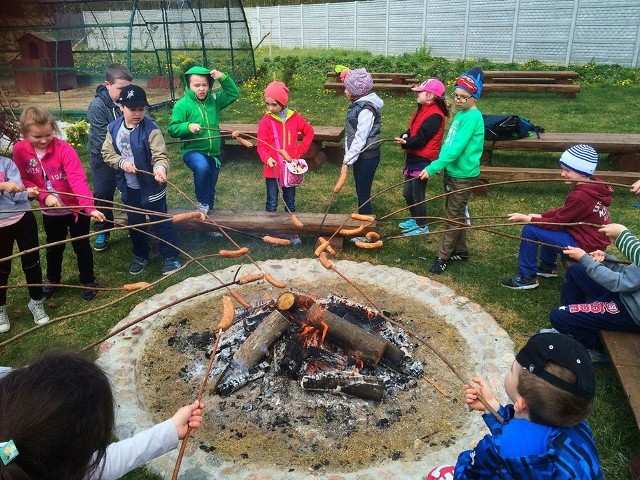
[617,229,640,266]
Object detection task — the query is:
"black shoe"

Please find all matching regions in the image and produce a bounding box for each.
[501,273,539,290]
[129,256,149,275]
[81,283,98,301]
[429,257,447,274]
[42,277,59,299]
[449,251,469,261]
[536,262,559,278]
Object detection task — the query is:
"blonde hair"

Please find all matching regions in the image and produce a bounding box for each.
[19,106,60,137]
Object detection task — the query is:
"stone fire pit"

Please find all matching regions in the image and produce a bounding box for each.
[97,259,514,479]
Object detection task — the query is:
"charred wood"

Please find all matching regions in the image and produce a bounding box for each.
[300,372,385,401]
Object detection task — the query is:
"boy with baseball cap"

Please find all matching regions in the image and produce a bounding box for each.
[102,85,181,276]
[502,144,612,289]
[426,332,603,479]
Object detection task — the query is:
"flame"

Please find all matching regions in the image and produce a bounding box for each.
[297,308,329,348]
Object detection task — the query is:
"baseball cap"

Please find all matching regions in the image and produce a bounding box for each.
[118,84,149,107]
[411,78,446,98]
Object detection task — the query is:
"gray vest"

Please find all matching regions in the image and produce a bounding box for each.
[345,101,381,160]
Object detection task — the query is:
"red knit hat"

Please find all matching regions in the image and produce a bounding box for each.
[264,81,289,106]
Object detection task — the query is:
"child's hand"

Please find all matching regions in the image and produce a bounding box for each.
[419,169,430,180]
[210,69,222,80]
[121,161,136,174]
[90,210,106,222]
[154,168,167,183]
[44,194,61,208]
[26,186,39,197]
[0,181,24,194]
[589,250,606,262]
[266,157,277,168]
[188,123,202,134]
[563,245,587,261]
[393,137,406,145]
[507,213,530,223]
[464,377,498,413]
[631,179,640,194]
[599,223,627,239]
[172,400,205,439]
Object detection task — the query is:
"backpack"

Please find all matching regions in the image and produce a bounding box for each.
[482,114,544,141]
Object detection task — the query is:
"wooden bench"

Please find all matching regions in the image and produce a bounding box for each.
[323,81,414,97]
[482,70,580,98]
[219,123,345,169]
[483,132,640,171]
[480,166,640,185]
[326,71,418,85]
[600,331,640,479]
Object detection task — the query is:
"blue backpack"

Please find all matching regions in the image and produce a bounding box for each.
[482,114,544,141]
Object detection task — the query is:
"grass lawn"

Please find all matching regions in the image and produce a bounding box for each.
[2,51,640,479]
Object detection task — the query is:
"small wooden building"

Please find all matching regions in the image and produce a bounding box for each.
[12,32,77,94]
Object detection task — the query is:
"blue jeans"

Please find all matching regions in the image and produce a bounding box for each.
[352,155,380,215]
[549,263,640,351]
[183,151,220,208]
[265,178,295,212]
[517,225,576,278]
[126,187,179,260]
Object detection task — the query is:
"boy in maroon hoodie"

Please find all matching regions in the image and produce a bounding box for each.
[502,144,612,290]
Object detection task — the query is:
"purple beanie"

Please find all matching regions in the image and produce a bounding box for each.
[344,68,373,97]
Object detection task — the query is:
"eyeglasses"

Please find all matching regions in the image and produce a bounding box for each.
[451,93,472,103]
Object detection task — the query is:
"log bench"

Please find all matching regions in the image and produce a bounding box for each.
[483,132,640,171]
[600,330,640,479]
[219,123,345,169]
[323,81,414,97]
[482,70,580,98]
[326,71,418,85]
[479,166,640,185]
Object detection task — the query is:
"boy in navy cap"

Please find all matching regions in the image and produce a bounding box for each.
[425,332,603,479]
[102,85,181,276]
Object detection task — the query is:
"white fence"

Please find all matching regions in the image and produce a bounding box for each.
[245,0,640,67]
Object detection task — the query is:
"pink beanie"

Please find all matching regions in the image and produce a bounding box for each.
[264,81,289,106]
[343,68,373,97]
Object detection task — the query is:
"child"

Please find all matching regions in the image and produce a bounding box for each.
[257,80,314,246]
[87,63,132,252]
[420,68,484,274]
[0,351,204,480]
[342,68,384,216]
[0,156,50,332]
[102,85,181,276]
[168,66,239,215]
[547,244,640,365]
[601,223,640,265]
[501,144,612,290]
[394,78,450,236]
[13,106,105,301]
[425,332,602,479]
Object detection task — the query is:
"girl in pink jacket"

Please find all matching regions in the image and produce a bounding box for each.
[13,106,105,300]
[257,81,314,245]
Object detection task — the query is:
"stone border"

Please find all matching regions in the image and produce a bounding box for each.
[97,259,515,479]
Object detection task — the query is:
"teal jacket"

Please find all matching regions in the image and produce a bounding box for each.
[425,107,484,179]
[168,66,239,158]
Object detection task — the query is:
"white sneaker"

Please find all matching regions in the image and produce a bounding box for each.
[197,203,209,216]
[28,299,50,325]
[0,306,10,333]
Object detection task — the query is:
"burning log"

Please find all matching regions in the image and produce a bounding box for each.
[301,372,384,401]
[276,292,316,312]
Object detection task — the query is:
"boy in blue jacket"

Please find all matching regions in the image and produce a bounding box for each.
[425,332,602,480]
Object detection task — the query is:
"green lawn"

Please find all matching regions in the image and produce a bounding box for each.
[2,50,640,479]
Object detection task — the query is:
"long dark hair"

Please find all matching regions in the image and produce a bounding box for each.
[0,352,115,480]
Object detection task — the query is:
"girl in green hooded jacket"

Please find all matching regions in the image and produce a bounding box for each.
[168,66,239,214]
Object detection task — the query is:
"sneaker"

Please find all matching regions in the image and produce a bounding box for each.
[81,283,99,301]
[449,251,469,262]
[501,274,539,290]
[589,349,610,366]
[403,225,430,236]
[93,232,110,252]
[197,203,209,216]
[349,236,367,243]
[536,262,559,278]
[27,299,50,325]
[290,234,302,246]
[429,257,447,274]
[0,306,9,333]
[399,218,418,230]
[538,327,559,334]
[129,256,149,275]
[162,257,182,276]
[207,230,224,238]
[42,277,59,299]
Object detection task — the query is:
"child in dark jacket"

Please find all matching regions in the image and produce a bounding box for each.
[102,85,181,277]
[502,144,612,290]
[425,333,602,480]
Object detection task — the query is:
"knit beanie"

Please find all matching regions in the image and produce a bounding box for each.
[411,78,446,98]
[559,144,598,177]
[455,67,484,99]
[343,68,373,97]
[264,81,289,106]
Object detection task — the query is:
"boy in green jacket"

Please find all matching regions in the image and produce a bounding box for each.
[420,67,484,274]
[168,66,239,215]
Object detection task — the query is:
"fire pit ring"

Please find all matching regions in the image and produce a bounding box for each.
[97,259,515,479]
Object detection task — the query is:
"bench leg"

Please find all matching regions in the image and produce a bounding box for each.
[610,153,640,172]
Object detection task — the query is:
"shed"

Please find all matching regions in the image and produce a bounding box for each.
[12,32,77,94]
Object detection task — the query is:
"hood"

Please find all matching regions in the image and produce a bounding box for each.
[95,84,118,108]
[574,180,613,206]
[184,66,212,98]
[355,92,384,110]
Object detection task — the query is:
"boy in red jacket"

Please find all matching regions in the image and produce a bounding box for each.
[502,144,612,290]
[257,81,314,246]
